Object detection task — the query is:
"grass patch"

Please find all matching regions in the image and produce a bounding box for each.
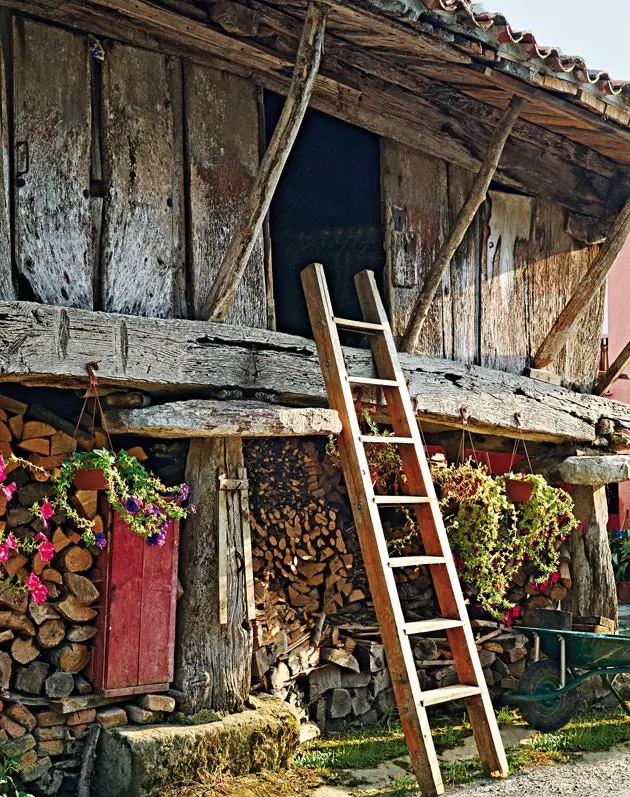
[295,715,473,772]
[527,708,630,754]
[157,768,324,797]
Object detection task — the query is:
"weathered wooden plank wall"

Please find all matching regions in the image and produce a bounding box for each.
[101,44,186,318]
[383,148,604,390]
[12,18,93,308]
[185,64,266,327]
[0,12,15,300]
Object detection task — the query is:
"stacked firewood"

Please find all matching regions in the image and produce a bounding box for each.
[505,543,572,610]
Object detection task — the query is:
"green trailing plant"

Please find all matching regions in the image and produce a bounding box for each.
[610,533,630,584]
[34,449,196,549]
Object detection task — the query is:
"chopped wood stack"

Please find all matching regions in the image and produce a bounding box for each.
[506,542,572,611]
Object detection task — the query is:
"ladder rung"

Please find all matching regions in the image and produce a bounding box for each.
[348,376,399,387]
[334,317,385,333]
[359,435,415,444]
[374,496,432,506]
[404,619,463,635]
[418,685,483,707]
[388,556,446,568]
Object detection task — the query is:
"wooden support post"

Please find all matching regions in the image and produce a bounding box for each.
[534,195,630,369]
[402,96,525,353]
[175,438,252,714]
[202,2,327,321]
[597,338,630,395]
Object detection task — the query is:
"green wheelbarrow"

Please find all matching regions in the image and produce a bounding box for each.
[505,626,630,731]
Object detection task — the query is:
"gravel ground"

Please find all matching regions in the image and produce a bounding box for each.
[455,749,630,796]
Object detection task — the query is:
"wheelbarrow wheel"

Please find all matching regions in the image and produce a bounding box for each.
[518,660,578,732]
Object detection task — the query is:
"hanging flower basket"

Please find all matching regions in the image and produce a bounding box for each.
[73,467,108,491]
[505,477,534,503]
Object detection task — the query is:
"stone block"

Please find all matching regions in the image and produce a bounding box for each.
[139,694,176,713]
[69,723,90,739]
[95,695,299,797]
[0,714,26,738]
[97,707,128,729]
[6,703,37,731]
[3,733,35,758]
[66,708,96,726]
[17,749,37,771]
[38,739,64,756]
[37,711,66,727]
[126,705,161,726]
[20,755,52,783]
[34,768,64,796]
[35,726,67,741]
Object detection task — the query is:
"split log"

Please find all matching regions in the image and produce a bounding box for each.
[44,671,74,699]
[202,2,328,321]
[63,573,100,605]
[37,620,66,649]
[534,195,630,368]
[28,603,60,625]
[70,491,98,520]
[56,597,97,623]
[402,96,525,353]
[11,637,40,665]
[0,651,11,689]
[0,611,35,636]
[60,547,94,574]
[66,625,97,642]
[46,643,90,674]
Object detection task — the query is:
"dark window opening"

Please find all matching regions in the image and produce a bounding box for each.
[265,93,384,338]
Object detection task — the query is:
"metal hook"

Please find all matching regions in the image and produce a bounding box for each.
[514,411,522,428]
[460,406,470,425]
[86,361,101,387]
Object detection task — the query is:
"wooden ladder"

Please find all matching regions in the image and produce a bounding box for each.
[302,263,509,797]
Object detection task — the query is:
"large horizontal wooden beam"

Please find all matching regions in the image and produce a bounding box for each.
[0,0,623,219]
[3,301,630,446]
[533,455,630,486]
[105,399,341,437]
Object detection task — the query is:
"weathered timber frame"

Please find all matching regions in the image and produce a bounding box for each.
[4,301,630,446]
[534,195,630,368]
[202,2,327,321]
[598,340,630,396]
[402,95,525,353]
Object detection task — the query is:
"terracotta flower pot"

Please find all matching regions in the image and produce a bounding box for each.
[617,581,630,602]
[73,468,108,492]
[505,478,534,504]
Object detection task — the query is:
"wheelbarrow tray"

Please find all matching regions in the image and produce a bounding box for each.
[519,626,630,669]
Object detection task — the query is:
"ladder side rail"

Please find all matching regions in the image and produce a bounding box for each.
[301,263,445,795]
[354,269,509,779]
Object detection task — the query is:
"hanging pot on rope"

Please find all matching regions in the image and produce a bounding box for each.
[505,476,534,504]
[73,467,108,492]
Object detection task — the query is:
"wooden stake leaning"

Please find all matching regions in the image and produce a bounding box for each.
[597,338,630,396]
[202,2,327,322]
[402,95,525,354]
[534,194,630,369]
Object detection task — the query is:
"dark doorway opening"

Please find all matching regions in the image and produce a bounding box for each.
[265,93,384,338]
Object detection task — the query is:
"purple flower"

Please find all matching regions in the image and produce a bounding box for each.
[124,497,141,514]
[160,522,170,534]
[147,531,167,548]
[95,533,107,550]
[187,503,197,514]
[179,483,190,501]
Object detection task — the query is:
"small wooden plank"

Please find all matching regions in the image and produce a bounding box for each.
[217,467,229,626]
[185,64,266,326]
[238,466,256,622]
[101,43,185,318]
[381,141,449,356]
[598,339,630,395]
[13,18,92,308]
[0,13,15,301]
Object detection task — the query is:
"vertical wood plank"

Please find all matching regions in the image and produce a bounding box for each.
[101,43,185,318]
[527,201,603,391]
[12,18,92,308]
[381,140,449,356]
[479,191,532,373]
[175,437,253,713]
[448,164,482,365]
[0,13,14,300]
[185,63,266,327]
[138,519,180,685]
[106,512,143,689]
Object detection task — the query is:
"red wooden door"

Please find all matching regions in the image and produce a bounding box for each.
[90,510,180,697]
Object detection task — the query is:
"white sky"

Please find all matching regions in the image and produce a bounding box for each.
[484,0,630,79]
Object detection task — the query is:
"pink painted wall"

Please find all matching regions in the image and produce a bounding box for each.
[606,237,630,527]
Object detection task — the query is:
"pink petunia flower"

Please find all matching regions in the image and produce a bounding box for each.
[6,534,17,551]
[1,482,16,500]
[38,540,55,563]
[0,454,5,483]
[25,572,41,591]
[0,544,9,562]
[41,502,54,520]
[30,583,48,603]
